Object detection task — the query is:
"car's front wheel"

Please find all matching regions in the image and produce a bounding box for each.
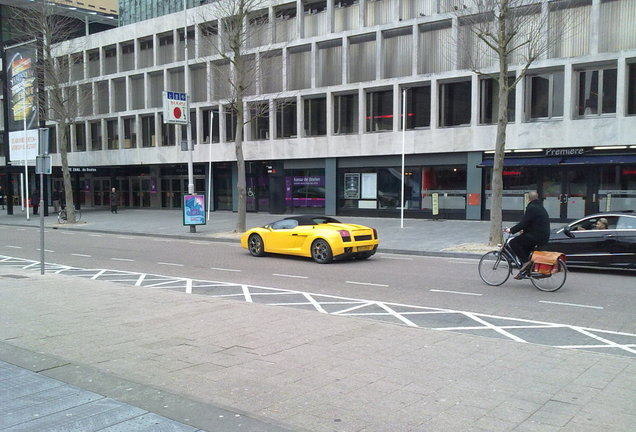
[311,239,333,264]
[248,234,266,257]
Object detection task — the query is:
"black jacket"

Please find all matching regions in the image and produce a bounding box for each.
[510,199,550,245]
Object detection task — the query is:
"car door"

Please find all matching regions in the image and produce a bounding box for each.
[267,219,300,253]
[614,216,636,269]
[554,217,616,266]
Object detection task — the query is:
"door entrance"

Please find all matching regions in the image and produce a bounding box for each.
[542,167,598,222]
[93,178,111,207]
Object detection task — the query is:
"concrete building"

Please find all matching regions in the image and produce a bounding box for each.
[2,0,636,221]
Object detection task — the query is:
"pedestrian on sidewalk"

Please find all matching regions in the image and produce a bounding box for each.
[32,189,40,215]
[110,187,119,214]
[52,188,61,213]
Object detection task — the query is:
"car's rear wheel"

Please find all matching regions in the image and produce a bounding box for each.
[248,234,265,257]
[311,239,333,264]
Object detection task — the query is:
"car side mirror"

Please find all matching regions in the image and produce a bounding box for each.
[563,226,575,238]
[263,224,271,230]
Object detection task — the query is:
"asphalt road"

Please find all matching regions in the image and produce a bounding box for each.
[2,225,634,336]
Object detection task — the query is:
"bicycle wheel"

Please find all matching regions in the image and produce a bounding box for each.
[58,210,67,224]
[531,260,567,292]
[478,251,511,286]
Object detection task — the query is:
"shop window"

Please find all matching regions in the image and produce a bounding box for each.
[599,165,636,212]
[480,77,515,124]
[250,103,270,140]
[225,106,238,142]
[276,99,297,138]
[90,121,102,151]
[403,86,430,130]
[285,169,325,211]
[420,166,466,212]
[202,107,220,143]
[484,166,539,213]
[334,93,358,135]
[576,67,617,117]
[160,115,176,146]
[366,89,393,132]
[106,119,118,150]
[123,117,136,148]
[141,115,155,147]
[525,70,564,120]
[439,81,471,127]
[303,97,327,136]
[75,123,86,152]
[627,64,636,115]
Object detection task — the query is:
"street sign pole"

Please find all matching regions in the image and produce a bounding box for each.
[184,0,195,233]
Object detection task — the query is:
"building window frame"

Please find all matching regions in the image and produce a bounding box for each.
[366,89,393,132]
[276,99,298,138]
[480,76,515,125]
[525,69,564,121]
[439,80,472,127]
[333,93,358,135]
[402,85,431,130]
[303,96,327,137]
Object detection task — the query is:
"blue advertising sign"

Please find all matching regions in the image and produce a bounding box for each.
[183,194,206,226]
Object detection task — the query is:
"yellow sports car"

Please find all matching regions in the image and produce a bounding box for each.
[240,215,379,263]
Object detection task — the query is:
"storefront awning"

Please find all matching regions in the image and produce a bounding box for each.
[477,157,562,167]
[478,154,636,167]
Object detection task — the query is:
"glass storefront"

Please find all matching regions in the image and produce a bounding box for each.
[599,165,636,211]
[338,165,466,218]
[285,168,325,213]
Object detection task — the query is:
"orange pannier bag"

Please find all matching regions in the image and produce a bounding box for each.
[531,251,565,275]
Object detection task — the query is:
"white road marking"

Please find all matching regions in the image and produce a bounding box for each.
[430,289,482,296]
[5,245,22,249]
[379,255,414,261]
[157,262,184,267]
[71,254,92,257]
[211,267,241,272]
[112,258,134,262]
[36,249,54,253]
[346,281,389,287]
[89,234,103,237]
[117,236,135,240]
[272,273,308,279]
[445,259,476,264]
[189,241,208,245]
[539,300,604,310]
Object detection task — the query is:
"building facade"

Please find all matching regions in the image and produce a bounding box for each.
[2,0,636,222]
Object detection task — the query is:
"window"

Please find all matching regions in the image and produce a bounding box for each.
[202,107,220,143]
[250,103,270,140]
[366,90,393,132]
[439,81,471,127]
[576,67,617,116]
[276,100,297,138]
[303,97,326,136]
[334,93,358,135]
[141,115,155,147]
[403,86,431,129]
[630,64,636,115]
[123,117,136,148]
[161,116,176,146]
[75,123,86,152]
[90,121,102,151]
[225,106,238,142]
[526,70,564,120]
[106,119,118,150]
[480,77,515,124]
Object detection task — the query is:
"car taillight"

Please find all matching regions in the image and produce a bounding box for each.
[339,230,351,242]
[372,228,378,239]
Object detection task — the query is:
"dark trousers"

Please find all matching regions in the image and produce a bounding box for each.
[111,205,117,214]
[509,234,540,264]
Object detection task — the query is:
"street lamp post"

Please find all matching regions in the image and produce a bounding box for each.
[184,0,195,233]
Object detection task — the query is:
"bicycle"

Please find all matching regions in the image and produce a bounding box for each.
[478,232,567,292]
[57,207,82,224]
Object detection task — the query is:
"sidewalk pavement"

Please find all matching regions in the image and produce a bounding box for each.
[1,208,634,431]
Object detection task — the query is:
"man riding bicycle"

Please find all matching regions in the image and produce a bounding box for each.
[504,191,550,279]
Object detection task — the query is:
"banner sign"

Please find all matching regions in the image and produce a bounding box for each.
[183,194,206,226]
[163,91,188,124]
[9,129,38,162]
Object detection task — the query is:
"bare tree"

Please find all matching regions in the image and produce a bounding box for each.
[455,0,582,245]
[11,0,89,223]
[198,0,285,233]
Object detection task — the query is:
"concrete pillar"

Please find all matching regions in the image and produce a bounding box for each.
[325,157,337,216]
[466,152,483,220]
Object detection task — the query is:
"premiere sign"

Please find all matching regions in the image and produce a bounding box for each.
[162,91,188,125]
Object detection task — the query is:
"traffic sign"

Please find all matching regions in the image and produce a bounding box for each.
[162,91,188,124]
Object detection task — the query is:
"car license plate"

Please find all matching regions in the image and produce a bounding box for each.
[357,246,371,251]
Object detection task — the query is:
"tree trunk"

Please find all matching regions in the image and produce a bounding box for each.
[59,126,76,223]
[234,95,246,233]
[489,0,510,246]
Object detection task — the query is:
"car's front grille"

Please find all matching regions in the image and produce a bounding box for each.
[354,235,372,241]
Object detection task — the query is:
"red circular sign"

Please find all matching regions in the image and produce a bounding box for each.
[173,107,182,119]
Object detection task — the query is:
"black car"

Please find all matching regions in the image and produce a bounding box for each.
[542,212,636,271]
